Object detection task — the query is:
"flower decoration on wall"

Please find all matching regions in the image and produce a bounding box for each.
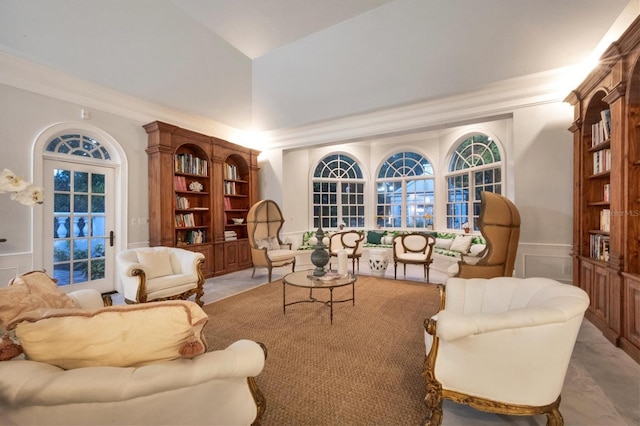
[0,169,44,206]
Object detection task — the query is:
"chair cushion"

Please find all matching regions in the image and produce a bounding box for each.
[0,271,77,328]
[136,248,174,279]
[267,249,296,262]
[397,253,428,262]
[8,301,208,370]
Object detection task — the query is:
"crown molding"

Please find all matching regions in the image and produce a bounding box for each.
[0,51,242,143]
[262,67,575,150]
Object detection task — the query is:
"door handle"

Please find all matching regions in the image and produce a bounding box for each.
[110,231,115,247]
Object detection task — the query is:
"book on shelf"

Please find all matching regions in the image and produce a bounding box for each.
[175,213,195,228]
[592,149,611,174]
[591,109,611,146]
[224,181,237,195]
[599,209,610,232]
[175,195,190,209]
[603,184,610,202]
[590,234,610,261]
[174,175,187,191]
[224,230,237,241]
[177,230,206,245]
[600,109,611,140]
[175,153,208,176]
[224,163,238,180]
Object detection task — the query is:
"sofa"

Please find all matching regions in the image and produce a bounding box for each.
[296,229,485,273]
[0,271,267,426]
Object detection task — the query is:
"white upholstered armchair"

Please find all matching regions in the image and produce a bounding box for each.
[423,277,589,425]
[116,246,205,306]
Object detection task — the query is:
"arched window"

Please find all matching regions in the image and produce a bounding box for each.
[446,134,502,230]
[376,152,434,229]
[312,154,364,228]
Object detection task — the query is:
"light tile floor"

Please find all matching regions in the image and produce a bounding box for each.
[114,261,640,425]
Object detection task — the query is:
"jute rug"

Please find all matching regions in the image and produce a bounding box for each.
[203,275,441,426]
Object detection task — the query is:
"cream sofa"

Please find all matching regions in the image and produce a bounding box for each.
[0,272,266,426]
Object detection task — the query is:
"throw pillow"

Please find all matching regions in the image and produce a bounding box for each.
[256,236,281,250]
[266,236,281,250]
[9,300,208,369]
[435,238,453,250]
[469,243,487,256]
[366,230,384,245]
[0,271,77,328]
[449,235,474,253]
[136,248,174,279]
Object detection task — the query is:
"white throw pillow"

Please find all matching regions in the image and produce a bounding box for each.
[449,235,474,253]
[257,236,280,250]
[136,249,174,279]
[435,238,453,250]
[469,243,486,256]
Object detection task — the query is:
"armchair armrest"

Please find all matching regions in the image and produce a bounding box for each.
[172,249,205,275]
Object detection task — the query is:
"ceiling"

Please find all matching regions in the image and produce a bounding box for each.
[0,0,636,133]
[169,0,394,59]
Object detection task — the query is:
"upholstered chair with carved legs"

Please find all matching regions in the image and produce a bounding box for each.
[116,247,205,306]
[246,199,296,282]
[329,230,365,273]
[393,233,436,282]
[423,277,589,425]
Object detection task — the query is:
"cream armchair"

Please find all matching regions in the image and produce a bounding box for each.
[423,277,589,425]
[116,247,205,306]
[246,199,296,282]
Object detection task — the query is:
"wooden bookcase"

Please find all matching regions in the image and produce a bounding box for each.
[565,16,640,363]
[144,121,260,278]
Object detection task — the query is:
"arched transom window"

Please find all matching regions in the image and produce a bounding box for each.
[312,154,364,228]
[46,134,112,160]
[376,152,434,229]
[446,134,502,230]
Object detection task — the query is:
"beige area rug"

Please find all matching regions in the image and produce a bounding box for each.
[203,274,441,425]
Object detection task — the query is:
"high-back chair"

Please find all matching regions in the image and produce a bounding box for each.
[116,246,205,306]
[392,233,436,282]
[328,230,365,273]
[456,191,521,279]
[246,199,296,282]
[423,276,589,425]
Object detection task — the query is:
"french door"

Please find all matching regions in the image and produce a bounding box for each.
[43,159,116,294]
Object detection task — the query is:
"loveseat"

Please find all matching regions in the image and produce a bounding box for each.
[0,271,267,426]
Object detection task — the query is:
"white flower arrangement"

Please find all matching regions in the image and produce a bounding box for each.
[0,168,44,206]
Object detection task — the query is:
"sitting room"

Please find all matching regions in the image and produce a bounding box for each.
[1,1,639,425]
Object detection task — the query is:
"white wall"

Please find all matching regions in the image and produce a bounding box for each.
[0,84,150,280]
[273,102,575,282]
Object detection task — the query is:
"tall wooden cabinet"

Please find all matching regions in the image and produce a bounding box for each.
[144,121,260,278]
[566,16,640,363]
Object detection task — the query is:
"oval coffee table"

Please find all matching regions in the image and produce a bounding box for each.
[282,269,357,324]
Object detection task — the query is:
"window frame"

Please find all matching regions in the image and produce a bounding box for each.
[445,133,503,231]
